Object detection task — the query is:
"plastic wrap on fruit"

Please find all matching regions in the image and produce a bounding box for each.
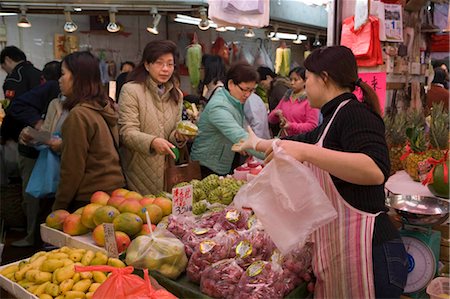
[282,242,313,276]
[125,228,188,280]
[176,120,198,136]
[186,234,237,283]
[200,259,244,298]
[182,227,219,257]
[196,210,223,228]
[166,214,196,239]
[235,229,277,269]
[233,261,284,299]
[212,208,251,231]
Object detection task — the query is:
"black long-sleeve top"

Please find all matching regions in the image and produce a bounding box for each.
[285,92,399,245]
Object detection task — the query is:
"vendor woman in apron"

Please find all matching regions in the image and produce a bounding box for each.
[235,45,408,298]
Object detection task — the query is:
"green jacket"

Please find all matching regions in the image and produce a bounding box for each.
[191,88,262,175]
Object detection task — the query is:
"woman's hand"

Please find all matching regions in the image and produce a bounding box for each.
[264,140,313,164]
[232,126,262,152]
[47,137,62,153]
[151,137,176,159]
[280,119,290,129]
[19,127,35,145]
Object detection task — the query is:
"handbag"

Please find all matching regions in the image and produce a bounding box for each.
[164,146,201,192]
[25,146,60,198]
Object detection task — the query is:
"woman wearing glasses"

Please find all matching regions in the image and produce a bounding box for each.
[190,62,263,178]
[118,40,187,195]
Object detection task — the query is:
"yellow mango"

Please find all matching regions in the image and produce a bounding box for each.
[80,250,95,266]
[0,264,19,276]
[32,281,50,296]
[47,252,69,260]
[90,252,108,265]
[39,294,53,299]
[40,259,64,272]
[88,282,101,293]
[29,251,48,263]
[69,251,83,262]
[25,269,40,282]
[72,279,92,293]
[107,257,126,268]
[59,278,74,294]
[30,255,48,269]
[92,271,107,283]
[79,271,93,280]
[15,263,32,281]
[55,264,75,283]
[86,292,94,299]
[45,282,60,297]
[72,272,81,283]
[64,290,86,299]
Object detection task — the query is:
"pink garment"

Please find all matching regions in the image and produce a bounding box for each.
[268,93,319,136]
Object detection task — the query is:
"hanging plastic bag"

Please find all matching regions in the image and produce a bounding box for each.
[129,269,178,299]
[234,140,337,254]
[25,146,60,198]
[125,228,188,280]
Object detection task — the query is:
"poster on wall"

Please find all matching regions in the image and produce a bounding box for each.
[354,72,387,115]
[384,4,403,42]
[54,34,79,60]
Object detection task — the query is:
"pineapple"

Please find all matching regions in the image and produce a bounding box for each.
[401,110,426,169]
[428,102,449,160]
[384,112,408,175]
[404,126,433,181]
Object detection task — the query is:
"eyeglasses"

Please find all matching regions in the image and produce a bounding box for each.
[152,61,176,69]
[237,84,256,94]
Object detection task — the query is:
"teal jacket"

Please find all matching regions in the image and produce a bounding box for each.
[191,88,263,175]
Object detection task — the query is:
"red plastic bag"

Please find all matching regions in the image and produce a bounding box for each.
[74,265,177,299]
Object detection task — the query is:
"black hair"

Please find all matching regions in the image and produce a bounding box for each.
[202,55,226,85]
[257,66,277,81]
[42,61,61,81]
[289,66,306,80]
[432,67,447,85]
[225,62,259,89]
[0,46,26,63]
[120,61,135,71]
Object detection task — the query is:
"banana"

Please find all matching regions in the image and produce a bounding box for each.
[32,281,50,296]
[72,279,92,293]
[59,278,74,294]
[40,259,64,272]
[39,294,53,299]
[29,251,48,263]
[64,290,86,299]
[90,252,108,265]
[15,263,32,281]
[45,282,61,297]
[0,264,19,276]
[79,271,93,280]
[80,250,95,266]
[34,271,52,284]
[92,271,107,283]
[55,264,75,283]
[69,251,83,262]
[107,257,126,268]
[88,282,101,293]
[25,269,40,282]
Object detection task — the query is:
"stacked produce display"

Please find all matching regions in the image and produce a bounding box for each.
[0,246,125,298]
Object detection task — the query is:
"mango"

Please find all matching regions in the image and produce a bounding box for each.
[45,282,60,297]
[59,278,74,294]
[55,264,75,283]
[34,271,52,284]
[90,252,108,265]
[40,259,64,272]
[63,214,90,236]
[45,210,70,231]
[81,203,103,229]
[88,282,101,293]
[92,271,107,283]
[0,264,19,276]
[107,257,126,268]
[64,291,86,299]
[39,294,53,299]
[81,250,95,266]
[72,279,92,293]
[113,212,143,237]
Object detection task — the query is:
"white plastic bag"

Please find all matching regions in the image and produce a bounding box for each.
[234,141,337,254]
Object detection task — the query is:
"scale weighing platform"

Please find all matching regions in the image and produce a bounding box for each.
[386,195,449,298]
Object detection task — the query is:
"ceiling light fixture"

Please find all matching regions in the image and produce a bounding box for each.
[198,7,210,30]
[17,5,31,28]
[216,26,227,32]
[313,32,322,47]
[147,7,161,34]
[63,6,78,33]
[107,8,120,33]
[245,28,255,38]
[174,14,235,31]
[293,29,302,44]
[73,7,82,12]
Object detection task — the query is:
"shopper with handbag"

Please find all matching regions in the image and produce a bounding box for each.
[118,40,189,195]
[52,51,125,211]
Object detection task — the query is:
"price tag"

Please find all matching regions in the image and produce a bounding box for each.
[172,185,193,216]
[103,223,119,258]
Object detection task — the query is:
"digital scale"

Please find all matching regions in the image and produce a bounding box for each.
[386,195,449,298]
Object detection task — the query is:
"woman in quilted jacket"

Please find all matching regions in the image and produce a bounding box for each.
[118,40,188,195]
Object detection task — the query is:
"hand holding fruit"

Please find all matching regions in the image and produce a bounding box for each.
[19,127,35,145]
[264,139,314,164]
[46,136,62,153]
[151,137,176,159]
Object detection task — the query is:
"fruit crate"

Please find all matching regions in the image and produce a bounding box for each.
[40,224,106,254]
[0,260,38,299]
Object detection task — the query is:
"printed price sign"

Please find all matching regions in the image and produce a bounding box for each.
[103,223,119,258]
[172,185,193,216]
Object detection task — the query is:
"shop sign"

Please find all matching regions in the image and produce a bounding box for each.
[354,72,387,115]
[103,223,119,258]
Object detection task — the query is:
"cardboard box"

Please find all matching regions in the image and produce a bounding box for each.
[40,224,106,254]
[0,261,38,299]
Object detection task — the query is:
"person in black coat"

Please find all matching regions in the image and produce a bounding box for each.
[4,60,61,247]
